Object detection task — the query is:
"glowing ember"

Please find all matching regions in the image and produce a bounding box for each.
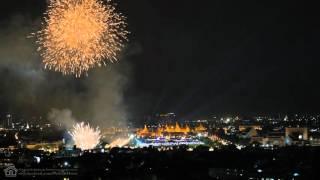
[70,122,101,150]
[108,137,132,148]
[36,0,128,77]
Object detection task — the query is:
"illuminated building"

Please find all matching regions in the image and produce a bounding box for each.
[284,127,308,146]
[1,114,14,129]
[239,125,262,132]
[239,127,258,138]
[309,132,320,146]
[251,132,286,147]
[137,125,150,136]
[135,122,208,147]
[136,122,206,137]
[25,141,62,153]
[134,137,204,147]
[285,127,308,140]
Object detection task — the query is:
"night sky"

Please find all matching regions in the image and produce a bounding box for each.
[1,0,320,122]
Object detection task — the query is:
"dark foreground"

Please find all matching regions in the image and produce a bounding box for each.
[1,146,319,180]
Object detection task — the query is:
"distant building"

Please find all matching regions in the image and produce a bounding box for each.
[251,131,286,147]
[6,114,13,129]
[309,132,320,146]
[239,125,262,132]
[285,127,308,140]
[240,128,258,139]
[24,141,62,153]
[136,122,207,137]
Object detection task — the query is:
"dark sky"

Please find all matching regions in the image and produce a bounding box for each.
[1,0,320,121]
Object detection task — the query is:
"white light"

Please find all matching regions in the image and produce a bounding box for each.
[34,156,41,164]
[64,161,69,166]
[236,145,244,150]
[293,172,299,177]
[187,148,193,151]
[70,122,101,150]
[298,135,303,140]
[257,169,263,173]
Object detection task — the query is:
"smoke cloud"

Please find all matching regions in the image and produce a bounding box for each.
[0,15,133,129]
[47,108,76,129]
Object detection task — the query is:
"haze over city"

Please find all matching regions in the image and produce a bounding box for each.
[1,0,320,179]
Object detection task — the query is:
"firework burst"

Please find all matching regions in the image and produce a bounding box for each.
[36,0,128,77]
[70,122,101,150]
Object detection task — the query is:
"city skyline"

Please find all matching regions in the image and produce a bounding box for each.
[1,0,320,124]
[1,1,320,178]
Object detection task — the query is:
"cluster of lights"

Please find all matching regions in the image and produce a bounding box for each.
[135,138,204,147]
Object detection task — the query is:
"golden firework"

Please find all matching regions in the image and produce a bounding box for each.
[37,0,128,77]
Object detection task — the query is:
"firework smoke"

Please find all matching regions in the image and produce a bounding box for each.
[48,108,76,129]
[36,0,128,77]
[1,16,138,132]
[108,136,133,148]
[70,122,101,150]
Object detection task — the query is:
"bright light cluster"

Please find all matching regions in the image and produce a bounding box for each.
[107,135,134,148]
[70,122,101,150]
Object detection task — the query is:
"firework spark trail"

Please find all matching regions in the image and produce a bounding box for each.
[36,0,128,77]
[108,136,132,148]
[70,122,101,150]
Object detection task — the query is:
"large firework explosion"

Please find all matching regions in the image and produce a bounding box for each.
[36,0,128,77]
[69,122,101,150]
